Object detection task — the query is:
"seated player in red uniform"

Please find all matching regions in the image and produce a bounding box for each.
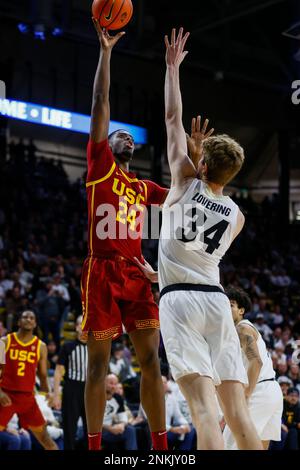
[81,20,168,451]
[0,310,57,450]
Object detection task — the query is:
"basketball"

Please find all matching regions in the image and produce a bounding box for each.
[92,0,133,30]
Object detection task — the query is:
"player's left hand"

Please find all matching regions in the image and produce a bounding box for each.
[186,116,214,162]
[134,257,158,283]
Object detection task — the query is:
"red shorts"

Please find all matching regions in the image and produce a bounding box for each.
[81,256,159,340]
[0,389,45,430]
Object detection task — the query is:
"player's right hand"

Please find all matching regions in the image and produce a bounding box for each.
[92,18,125,51]
[186,116,214,161]
[0,390,12,407]
[165,27,190,68]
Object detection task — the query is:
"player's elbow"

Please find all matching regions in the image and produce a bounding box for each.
[165,111,180,123]
[250,357,263,369]
[92,92,109,109]
[257,359,263,369]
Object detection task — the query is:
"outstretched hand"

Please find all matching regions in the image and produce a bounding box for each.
[92,18,125,51]
[186,115,214,163]
[165,27,190,68]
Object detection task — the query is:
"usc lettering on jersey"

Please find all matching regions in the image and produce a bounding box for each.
[1,333,41,392]
[86,139,167,261]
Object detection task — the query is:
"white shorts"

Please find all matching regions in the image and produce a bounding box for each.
[159,289,248,386]
[223,380,283,448]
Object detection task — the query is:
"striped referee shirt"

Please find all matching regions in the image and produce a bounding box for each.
[58,339,87,382]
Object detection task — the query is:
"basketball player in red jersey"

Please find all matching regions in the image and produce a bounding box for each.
[81,19,168,451]
[0,311,57,450]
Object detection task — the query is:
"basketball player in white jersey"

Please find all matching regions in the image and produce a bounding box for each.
[156,27,263,450]
[223,287,283,450]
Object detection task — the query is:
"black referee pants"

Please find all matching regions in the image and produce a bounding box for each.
[62,380,87,450]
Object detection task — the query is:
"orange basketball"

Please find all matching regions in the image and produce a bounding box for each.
[92,0,133,30]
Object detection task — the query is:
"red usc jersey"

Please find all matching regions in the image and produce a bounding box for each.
[86,139,167,261]
[1,333,41,393]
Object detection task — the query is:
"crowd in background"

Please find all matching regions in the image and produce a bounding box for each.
[0,139,300,450]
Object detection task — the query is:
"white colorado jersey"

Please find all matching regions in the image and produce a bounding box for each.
[158,179,240,289]
[237,319,275,382]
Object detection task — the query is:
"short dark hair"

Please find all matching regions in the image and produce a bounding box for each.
[112,342,124,353]
[225,286,252,313]
[108,129,133,142]
[18,310,36,321]
[287,387,299,396]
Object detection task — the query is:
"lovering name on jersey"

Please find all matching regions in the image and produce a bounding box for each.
[192,193,231,217]
[9,349,36,363]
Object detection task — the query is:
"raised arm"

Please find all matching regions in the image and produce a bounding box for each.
[164,28,196,186]
[236,324,263,400]
[90,19,125,143]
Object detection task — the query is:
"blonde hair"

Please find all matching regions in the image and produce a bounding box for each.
[202,134,245,186]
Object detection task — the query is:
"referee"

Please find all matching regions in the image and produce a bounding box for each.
[53,315,88,449]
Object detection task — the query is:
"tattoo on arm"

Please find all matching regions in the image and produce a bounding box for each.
[238,327,262,362]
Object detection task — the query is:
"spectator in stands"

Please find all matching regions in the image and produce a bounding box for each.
[256,296,273,324]
[272,343,287,368]
[272,387,300,450]
[272,327,283,345]
[68,277,82,319]
[161,376,195,451]
[254,313,273,344]
[115,381,151,450]
[0,415,31,450]
[281,328,295,356]
[109,343,137,384]
[168,377,196,448]
[51,273,70,304]
[31,394,64,450]
[276,362,289,378]
[288,364,300,390]
[0,269,13,294]
[0,321,7,338]
[292,313,300,339]
[47,341,59,374]
[35,281,62,349]
[102,374,138,450]
[4,285,27,332]
[270,269,291,288]
[31,265,52,296]
[277,376,293,397]
[271,305,284,327]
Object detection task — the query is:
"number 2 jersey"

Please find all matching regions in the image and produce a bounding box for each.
[86,139,167,261]
[158,178,240,289]
[1,333,41,393]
